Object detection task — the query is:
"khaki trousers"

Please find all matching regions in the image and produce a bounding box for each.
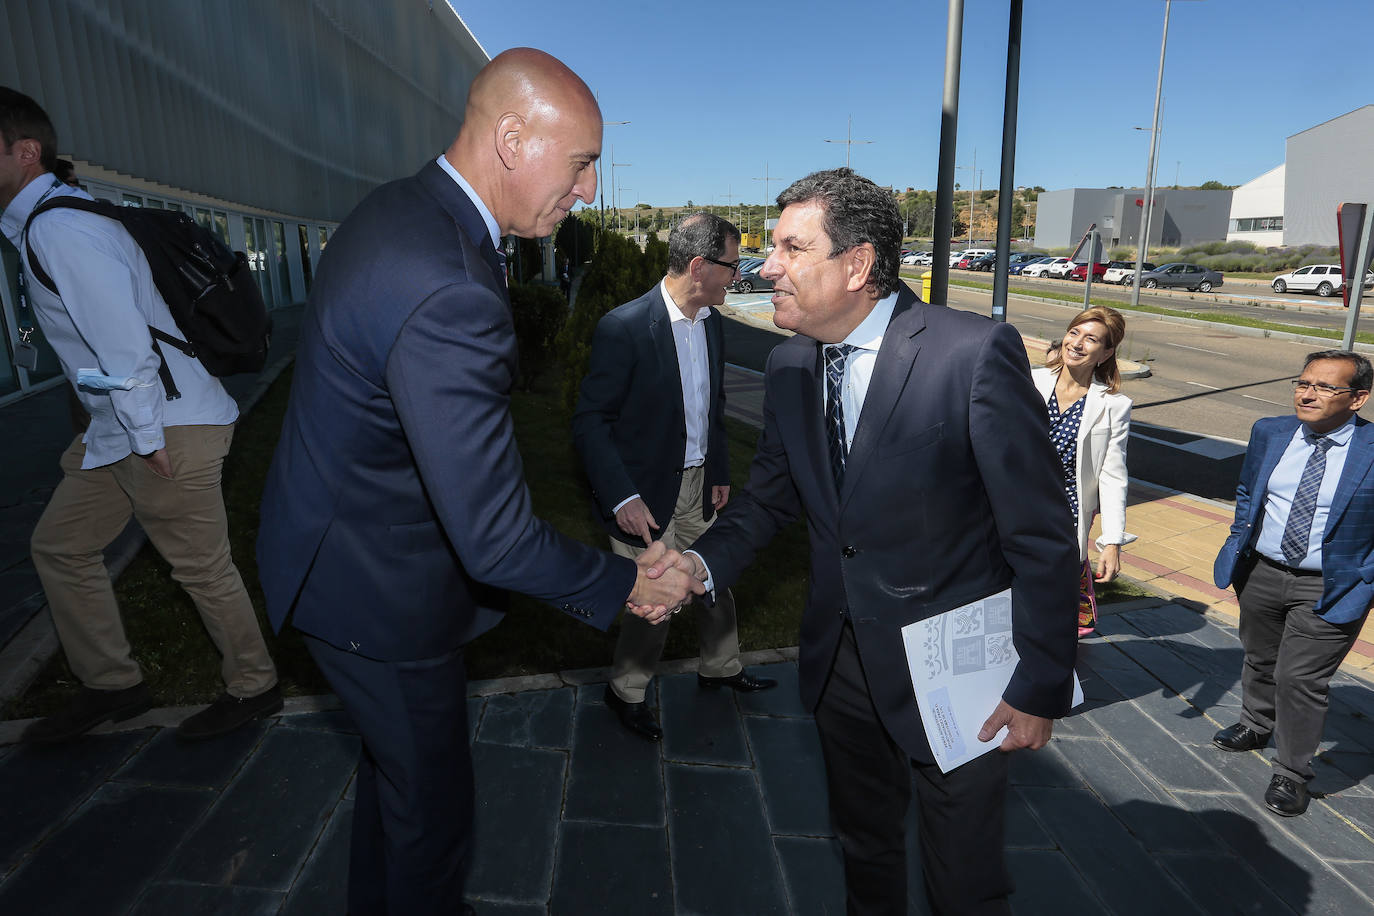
[609,466,741,703]
[31,425,277,697]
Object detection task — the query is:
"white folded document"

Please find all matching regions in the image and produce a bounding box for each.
[901,588,1083,773]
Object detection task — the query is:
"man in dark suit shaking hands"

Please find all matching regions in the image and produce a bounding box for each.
[257,49,700,915]
[574,213,776,742]
[1213,350,1374,817]
[686,168,1079,914]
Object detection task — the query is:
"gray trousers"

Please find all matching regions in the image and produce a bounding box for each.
[1236,556,1367,783]
[608,466,741,704]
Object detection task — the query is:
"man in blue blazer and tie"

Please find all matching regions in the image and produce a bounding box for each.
[257,49,700,915]
[686,169,1080,914]
[1213,350,1374,817]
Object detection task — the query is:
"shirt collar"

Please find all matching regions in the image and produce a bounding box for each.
[838,291,899,352]
[0,173,63,244]
[434,155,501,250]
[660,279,711,324]
[1300,415,1357,445]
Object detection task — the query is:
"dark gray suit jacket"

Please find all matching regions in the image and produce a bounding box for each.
[572,284,729,546]
[692,286,1080,762]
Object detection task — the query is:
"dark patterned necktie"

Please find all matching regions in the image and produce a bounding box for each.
[825,344,857,491]
[1280,435,1334,564]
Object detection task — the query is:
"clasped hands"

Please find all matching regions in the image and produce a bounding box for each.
[625,541,707,625]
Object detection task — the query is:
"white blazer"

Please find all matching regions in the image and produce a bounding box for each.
[1032,367,1136,561]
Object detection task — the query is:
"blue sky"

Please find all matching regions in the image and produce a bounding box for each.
[454,0,1372,208]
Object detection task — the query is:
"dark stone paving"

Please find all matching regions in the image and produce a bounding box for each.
[1,602,1373,913]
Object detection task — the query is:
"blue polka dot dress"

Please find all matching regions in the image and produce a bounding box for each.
[1047,390,1086,520]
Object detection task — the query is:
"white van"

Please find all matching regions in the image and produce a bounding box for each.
[949,248,995,268]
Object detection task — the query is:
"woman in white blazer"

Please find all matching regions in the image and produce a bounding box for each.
[1032,306,1135,637]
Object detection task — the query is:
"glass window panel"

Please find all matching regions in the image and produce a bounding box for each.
[272,221,291,304]
[213,212,230,248]
[145,199,164,209]
[297,225,313,294]
[121,194,143,207]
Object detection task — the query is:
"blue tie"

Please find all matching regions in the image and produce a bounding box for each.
[825,344,857,492]
[1280,435,1334,564]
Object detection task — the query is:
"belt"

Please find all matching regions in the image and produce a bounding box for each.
[1255,553,1322,577]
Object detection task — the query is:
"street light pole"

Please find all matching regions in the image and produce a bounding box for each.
[598,120,629,229]
[611,151,632,231]
[824,115,873,168]
[1130,0,1171,309]
[753,163,782,249]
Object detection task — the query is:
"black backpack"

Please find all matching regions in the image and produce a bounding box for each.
[22,197,272,399]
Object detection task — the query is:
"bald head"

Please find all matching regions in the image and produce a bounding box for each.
[448,48,602,238]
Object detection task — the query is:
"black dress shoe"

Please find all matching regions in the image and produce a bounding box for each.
[697,670,777,692]
[177,685,283,740]
[1264,774,1310,817]
[22,683,153,744]
[1212,723,1269,752]
[603,685,662,741]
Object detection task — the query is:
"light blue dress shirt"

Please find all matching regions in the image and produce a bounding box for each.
[1,174,238,469]
[1255,417,1356,569]
[434,155,501,251]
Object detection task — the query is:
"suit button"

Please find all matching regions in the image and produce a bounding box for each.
[842,546,857,558]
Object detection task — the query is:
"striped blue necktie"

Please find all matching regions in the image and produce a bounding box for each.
[825,344,857,492]
[1280,435,1334,564]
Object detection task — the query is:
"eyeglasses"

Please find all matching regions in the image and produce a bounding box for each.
[700,256,740,273]
[1292,380,1364,397]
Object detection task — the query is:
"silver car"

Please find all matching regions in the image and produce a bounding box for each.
[1139,262,1224,293]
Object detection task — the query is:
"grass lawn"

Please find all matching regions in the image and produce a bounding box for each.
[8,361,1156,718]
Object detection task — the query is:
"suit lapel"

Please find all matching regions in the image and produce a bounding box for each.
[1327,417,1374,531]
[1250,419,1297,526]
[706,310,724,410]
[415,161,506,297]
[840,292,925,511]
[792,340,839,516]
[647,289,687,432]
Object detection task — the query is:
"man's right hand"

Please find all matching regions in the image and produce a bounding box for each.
[140,447,174,480]
[626,541,705,624]
[616,497,659,547]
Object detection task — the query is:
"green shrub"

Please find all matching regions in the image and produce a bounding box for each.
[509,283,569,391]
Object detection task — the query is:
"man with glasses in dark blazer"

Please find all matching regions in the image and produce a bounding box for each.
[574,212,776,742]
[1213,350,1374,817]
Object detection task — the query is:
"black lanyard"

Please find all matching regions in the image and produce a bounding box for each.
[15,178,64,346]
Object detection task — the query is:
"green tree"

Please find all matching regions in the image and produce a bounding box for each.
[1198,180,1234,191]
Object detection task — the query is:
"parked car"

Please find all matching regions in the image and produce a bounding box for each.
[1008,252,1045,267]
[1102,262,1155,285]
[950,247,994,267]
[736,257,765,274]
[1068,259,1132,282]
[900,250,930,266]
[728,265,774,293]
[1139,262,1224,292]
[1023,257,1073,278]
[1009,255,1052,276]
[969,253,999,271]
[1270,264,1372,297]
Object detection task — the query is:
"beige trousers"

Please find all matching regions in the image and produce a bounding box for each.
[31,425,277,697]
[609,465,741,703]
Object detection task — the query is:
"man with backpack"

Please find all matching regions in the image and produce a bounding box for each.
[0,87,281,743]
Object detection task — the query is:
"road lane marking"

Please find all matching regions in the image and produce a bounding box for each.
[1184,381,1220,390]
[1242,394,1286,406]
[1129,430,1249,459]
[1163,342,1228,356]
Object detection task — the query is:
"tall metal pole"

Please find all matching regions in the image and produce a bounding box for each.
[990,0,1023,322]
[931,0,964,307]
[753,163,780,249]
[1130,0,1171,308]
[1083,228,1097,308]
[1342,208,1374,350]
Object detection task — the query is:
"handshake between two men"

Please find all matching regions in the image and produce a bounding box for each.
[624,540,707,624]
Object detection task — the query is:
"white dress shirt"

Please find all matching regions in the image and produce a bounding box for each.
[1255,417,1356,569]
[611,281,714,515]
[1,174,238,468]
[825,292,898,446]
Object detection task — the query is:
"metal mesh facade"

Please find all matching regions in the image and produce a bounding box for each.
[0,0,488,222]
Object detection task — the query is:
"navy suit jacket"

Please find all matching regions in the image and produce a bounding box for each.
[1214,414,1374,625]
[571,285,729,546]
[257,161,636,661]
[691,287,1080,763]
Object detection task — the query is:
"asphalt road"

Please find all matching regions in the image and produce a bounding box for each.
[720,283,1358,504]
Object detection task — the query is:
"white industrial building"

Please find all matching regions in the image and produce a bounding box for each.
[1227,105,1374,248]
